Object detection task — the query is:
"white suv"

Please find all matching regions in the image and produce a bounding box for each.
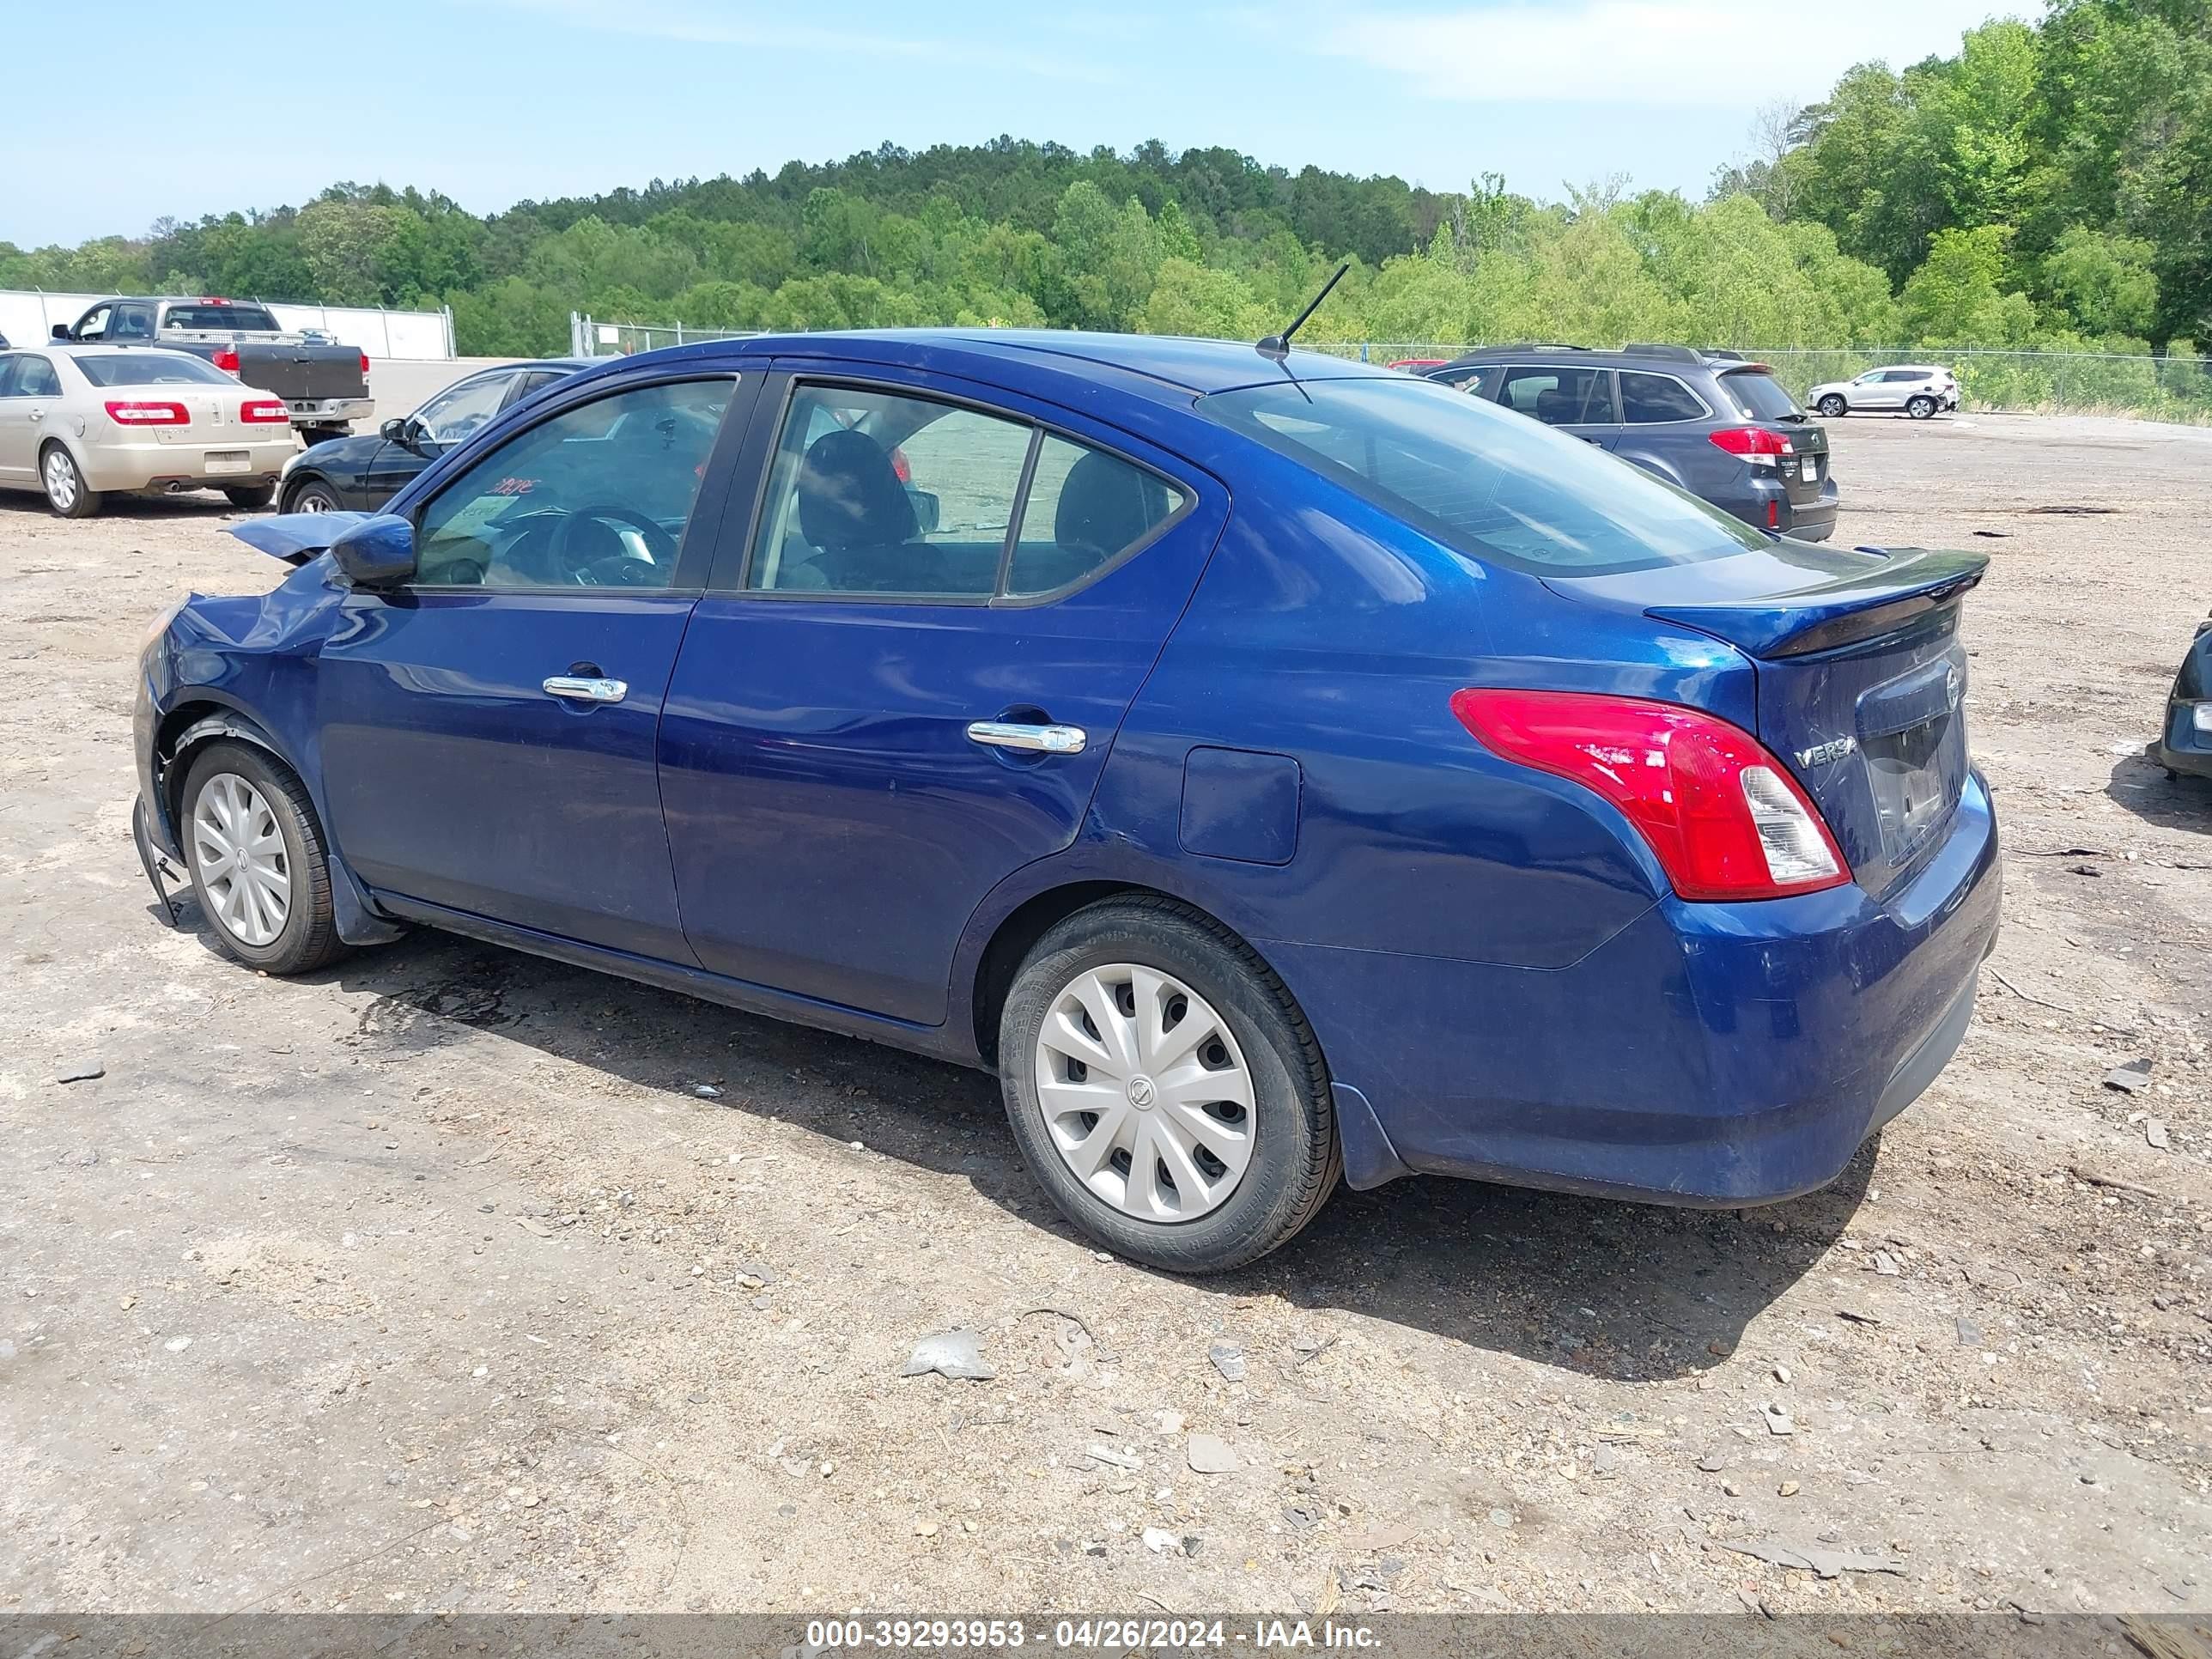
[1806,365,1960,420]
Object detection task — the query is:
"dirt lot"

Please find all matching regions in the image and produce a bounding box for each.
[2,412,2208,1623]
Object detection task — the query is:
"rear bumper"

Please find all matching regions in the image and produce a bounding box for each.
[1724,475,1838,542]
[284,398,372,427]
[80,436,296,493]
[1271,769,2002,1205]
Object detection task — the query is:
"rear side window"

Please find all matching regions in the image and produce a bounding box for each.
[1497,366,1616,425]
[0,355,62,397]
[72,351,235,387]
[1719,370,1803,421]
[164,303,281,332]
[1620,372,1708,424]
[1203,377,1766,576]
[746,383,1190,599]
[1008,434,1181,596]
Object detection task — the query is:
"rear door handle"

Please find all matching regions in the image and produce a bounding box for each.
[543,676,627,704]
[966,720,1086,756]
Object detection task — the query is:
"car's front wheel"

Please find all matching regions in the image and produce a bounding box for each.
[998,896,1340,1273]
[179,740,347,975]
[282,478,341,514]
[40,444,100,519]
[1815,395,1846,418]
[1907,395,1937,420]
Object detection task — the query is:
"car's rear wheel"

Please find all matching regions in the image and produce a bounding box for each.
[180,740,347,975]
[40,445,100,519]
[1907,395,1937,420]
[1815,395,1846,418]
[283,478,341,514]
[222,484,276,511]
[998,896,1340,1273]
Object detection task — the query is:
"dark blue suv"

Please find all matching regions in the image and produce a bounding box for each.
[133,331,1994,1273]
[1425,345,1839,542]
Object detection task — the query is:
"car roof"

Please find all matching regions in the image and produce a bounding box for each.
[1435,344,1764,374]
[46,343,212,360]
[597,329,1385,408]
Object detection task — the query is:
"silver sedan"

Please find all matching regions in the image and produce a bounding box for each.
[0,344,296,518]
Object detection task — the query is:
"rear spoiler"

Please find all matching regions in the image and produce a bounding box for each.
[228,511,369,566]
[1646,547,1989,659]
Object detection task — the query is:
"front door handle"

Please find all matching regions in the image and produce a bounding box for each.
[966,720,1086,756]
[543,675,627,704]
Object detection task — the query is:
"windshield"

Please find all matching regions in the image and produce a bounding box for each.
[1201,376,1765,576]
[1719,369,1804,422]
[164,303,281,333]
[72,351,237,387]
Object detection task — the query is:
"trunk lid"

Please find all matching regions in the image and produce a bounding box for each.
[1548,543,1986,897]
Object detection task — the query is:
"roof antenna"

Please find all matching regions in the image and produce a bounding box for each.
[1257,262,1349,362]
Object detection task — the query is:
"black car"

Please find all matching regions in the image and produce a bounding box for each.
[278,357,592,514]
[2153,605,2212,783]
[1424,344,1839,541]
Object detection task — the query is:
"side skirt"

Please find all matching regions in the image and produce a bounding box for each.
[372,892,981,1068]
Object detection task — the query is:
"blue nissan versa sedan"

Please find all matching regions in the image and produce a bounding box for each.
[131,330,2001,1273]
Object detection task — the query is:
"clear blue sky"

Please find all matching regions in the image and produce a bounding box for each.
[10,0,2028,247]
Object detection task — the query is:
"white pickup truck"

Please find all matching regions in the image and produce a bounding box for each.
[52,296,373,444]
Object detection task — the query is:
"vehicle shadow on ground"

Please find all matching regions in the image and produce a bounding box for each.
[159,899,1861,1382]
[2105,752,2212,831]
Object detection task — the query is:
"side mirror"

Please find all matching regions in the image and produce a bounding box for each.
[330,514,416,587]
[905,487,941,536]
[379,417,407,443]
[50,324,71,343]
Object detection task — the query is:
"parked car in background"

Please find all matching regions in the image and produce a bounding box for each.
[52,296,372,444]
[2151,605,2212,784]
[0,345,295,516]
[134,330,1998,1273]
[1425,343,1840,540]
[1807,365,1960,420]
[280,357,592,513]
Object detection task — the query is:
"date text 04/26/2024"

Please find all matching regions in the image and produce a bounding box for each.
[800,1619,1382,1650]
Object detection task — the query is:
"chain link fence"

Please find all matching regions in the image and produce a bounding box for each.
[571,316,2212,422]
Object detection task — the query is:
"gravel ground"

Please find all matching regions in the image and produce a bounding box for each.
[1,410,2207,1622]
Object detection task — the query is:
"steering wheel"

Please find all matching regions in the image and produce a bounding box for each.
[549,503,679,586]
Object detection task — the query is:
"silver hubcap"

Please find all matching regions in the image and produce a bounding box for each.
[191,774,291,947]
[43,451,76,509]
[300,491,330,513]
[1034,963,1255,1222]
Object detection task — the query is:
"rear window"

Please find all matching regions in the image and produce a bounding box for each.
[1719,369,1803,421]
[1202,376,1765,576]
[164,303,281,333]
[72,351,237,387]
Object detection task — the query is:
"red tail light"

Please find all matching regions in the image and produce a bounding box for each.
[211,348,240,374]
[240,398,289,424]
[360,351,372,380]
[1449,690,1848,902]
[890,446,911,483]
[1708,426,1792,459]
[105,400,190,427]
[1767,497,1780,531]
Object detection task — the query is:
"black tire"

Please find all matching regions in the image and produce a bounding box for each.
[40,443,100,519]
[179,740,348,975]
[222,484,276,511]
[997,896,1340,1273]
[1815,395,1846,418]
[1907,395,1937,420]
[283,477,342,514]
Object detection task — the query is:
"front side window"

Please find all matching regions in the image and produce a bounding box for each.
[747,385,1030,598]
[74,305,112,342]
[1497,366,1616,426]
[413,378,732,590]
[1620,371,1708,424]
[70,351,235,387]
[414,374,514,447]
[1203,376,1766,577]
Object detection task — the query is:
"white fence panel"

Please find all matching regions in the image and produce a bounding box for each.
[0,290,454,359]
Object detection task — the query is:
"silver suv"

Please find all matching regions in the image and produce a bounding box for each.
[1806,365,1960,420]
